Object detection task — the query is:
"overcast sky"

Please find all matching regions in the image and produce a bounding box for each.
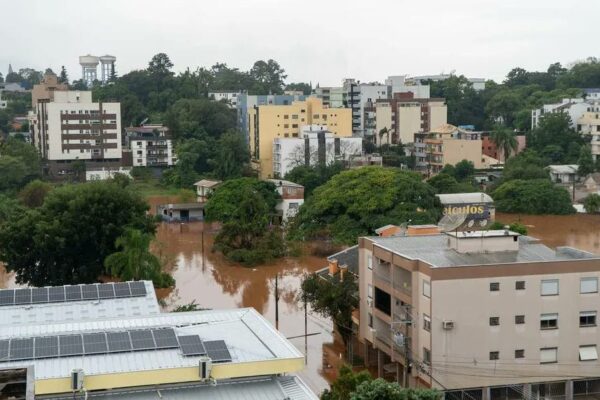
[2,0,598,86]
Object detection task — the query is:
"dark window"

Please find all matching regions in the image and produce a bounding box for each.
[368,313,373,328]
[423,348,431,365]
[489,317,500,326]
[374,287,391,316]
[580,311,597,327]
[515,349,525,359]
[540,314,558,330]
[490,282,500,291]
[515,315,525,324]
[490,351,499,360]
[516,281,525,290]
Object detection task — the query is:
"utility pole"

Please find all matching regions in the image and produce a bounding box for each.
[201,229,205,271]
[275,274,279,330]
[392,304,413,388]
[304,292,308,364]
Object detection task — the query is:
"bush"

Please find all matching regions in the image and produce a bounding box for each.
[583,193,600,213]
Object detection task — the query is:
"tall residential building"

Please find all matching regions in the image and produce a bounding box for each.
[124,124,176,167]
[577,101,600,162]
[375,93,447,145]
[29,90,122,178]
[357,230,600,393]
[237,93,307,143]
[385,75,431,99]
[31,71,68,108]
[344,79,389,137]
[248,98,352,178]
[272,125,362,177]
[313,86,345,108]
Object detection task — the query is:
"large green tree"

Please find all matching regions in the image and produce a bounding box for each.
[284,162,345,198]
[0,181,156,286]
[493,179,575,214]
[288,167,441,245]
[0,138,41,192]
[578,145,595,176]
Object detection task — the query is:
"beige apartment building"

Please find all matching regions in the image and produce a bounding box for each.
[577,102,600,162]
[31,71,69,107]
[375,93,447,145]
[248,97,352,178]
[357,229,600,394]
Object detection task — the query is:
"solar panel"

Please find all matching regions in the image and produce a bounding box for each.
[48,286,66,302]
[31,287,49,304]
[179,335,206,356]
[59,335,83,357]
[14,289,32,305]
[65,286,82,301]
[0,289,15,306]
[81,284,99,300]
[34,336,59,359]
[129,330,155,350]
[107,331,132,353]
[113,282,131,298]
[0,340,9,361]
[152,328,178,349]
[98,284,115,299]
[129,281,147,296]
[10,338,33,360]
[204,340,232,363]
[83,333,108,354]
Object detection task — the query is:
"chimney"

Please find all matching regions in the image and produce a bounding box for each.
[328,259,339,276]
[340,265,347,280]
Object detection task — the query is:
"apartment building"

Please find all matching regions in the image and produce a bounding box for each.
[29,90,122,178]
[124,124,176,167]
[31,71,68,108]
[531,98,588,130]
[313,85,345,108]
[248,98,352,178]
[272,125,362,177]
[577,102,600,162]
[357,230,600,394]
[0,281,317,400]
[237,93,307,143]
[376,93,447,146]
[385,76,431,99]
[209,91,241,109]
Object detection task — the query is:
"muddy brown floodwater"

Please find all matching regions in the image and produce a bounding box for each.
[1,201,599,394]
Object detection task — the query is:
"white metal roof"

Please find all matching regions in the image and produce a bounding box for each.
[0,281,159,326]
[547,164,578,174]
[436,192,494,205]
[0,308,303,380]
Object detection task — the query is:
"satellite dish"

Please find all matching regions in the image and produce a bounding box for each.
[438,213,467,232]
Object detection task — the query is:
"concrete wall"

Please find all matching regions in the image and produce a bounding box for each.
[429,102,448,132]
[398,104,422,145]
[442,139,484,168]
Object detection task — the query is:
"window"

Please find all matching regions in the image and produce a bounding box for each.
[580,277,598,294]
[580,311,597,327]
[283,115,289,119]
[368,313,373,328]
[579,345,598,361]
[540,347,557,364]
[489,351,499,360]
[541,279,559,296]
[374,287,391,316]
[292,124,298,128]
[423,280,431,298]
[292,115,298,120]
[515,315,525,324]
[540,313,558,330]
[423,348,431,365]
[515,349,525,359]
[284,124,289,129]
[423,314,431,332]
[367,256,373,270]
[367,284,373,300]
[489,317,500,326]
[490,282,500,291]
[516,281,525,290]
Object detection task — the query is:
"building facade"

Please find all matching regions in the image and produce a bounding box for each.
[209,91,241,108]
[29,90,122,178]
[268,179,305,223]
[577,102,600,162]
[272,125,362,177]
[481,132,526,162]
[531,98,588,130]
[357,230,600,391]
[125,124,176,167]
[248,98,352,178]
[31,71,69,108]
[313,86,345,108]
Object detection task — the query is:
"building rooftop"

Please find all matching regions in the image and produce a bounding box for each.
[368,233,598,268]
[267,179,304,188]
[327,245,359,276]
[193,179,222,188]
[158,203,205,210]
[436,192,494,205]
[547,164,579,174]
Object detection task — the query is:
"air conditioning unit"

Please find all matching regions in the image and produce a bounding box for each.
[442,320,454,330]
[71,369,84,391]
[199,357,212,380]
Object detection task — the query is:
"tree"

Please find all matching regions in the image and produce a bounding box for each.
[427,173,476,194]
[491,126,518,160]
[249,59,287,94]
[0,72,3,83]
[287,167,441,245]
[583,194,600,213]
[578,145,595,176]
[104,228,173,287]
[18,180,52,208]
[58,66,69,84]
[485,90,522,127]
[285,163,345,198]
[350,380,440,400]
[164,98,236,140]
[527,113,582,160]
[301,272,358,346]
[454,159,475,181]
[489,221,528,235]
[212,130,250,180]
[148,53,174,76]
[321,365,372,400]
[492,179,575,214]
[500,150,549,182]
[0,138,41,192]
[0,181,156,286]
[285,82,312,95]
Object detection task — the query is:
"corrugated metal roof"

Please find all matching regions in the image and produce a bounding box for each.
[436,193,494,205]
[44,376,318,400]
[0,308,303,380]
[0,281,159,326]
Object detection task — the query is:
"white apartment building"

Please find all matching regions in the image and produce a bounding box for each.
[272,125,362,177]
[385,76,431,99]
[29,90,122,178]
[125,124,176,167]
[358,230,600,392]
[531,98,588,129]
[209,91,241,108]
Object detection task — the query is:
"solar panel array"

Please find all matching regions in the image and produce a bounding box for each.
[0,281,147,307]
[179,336,232,363]
[0,328,178,362]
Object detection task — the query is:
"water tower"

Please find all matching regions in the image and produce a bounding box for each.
[99,55,116,84]
[79,55,99,87]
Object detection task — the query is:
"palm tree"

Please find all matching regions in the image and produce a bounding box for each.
[104,229,162,281]
[491,126,518,161]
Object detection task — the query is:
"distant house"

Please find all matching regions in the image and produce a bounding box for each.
[547,165,579,183]
[157,203,205,222]
[267,179,304,223]
[583,173,600,193]
[193,179,222,202]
